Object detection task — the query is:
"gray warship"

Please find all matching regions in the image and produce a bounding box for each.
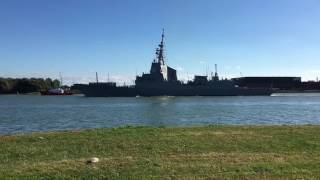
[75,30,274,97]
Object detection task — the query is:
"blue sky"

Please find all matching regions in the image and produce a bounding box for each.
[1,0,320,85]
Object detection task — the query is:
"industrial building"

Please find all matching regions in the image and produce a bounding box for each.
[232,77,302,90]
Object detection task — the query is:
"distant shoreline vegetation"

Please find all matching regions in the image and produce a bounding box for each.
[0,78,61,94]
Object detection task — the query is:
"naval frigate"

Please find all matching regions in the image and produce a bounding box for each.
[75,30,274,97]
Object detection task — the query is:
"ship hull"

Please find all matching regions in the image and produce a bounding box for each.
[78,83,274,97]
[81,86,137,97]
[40,91,73,96]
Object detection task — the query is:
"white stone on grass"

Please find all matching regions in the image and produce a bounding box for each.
[86,157,99,164]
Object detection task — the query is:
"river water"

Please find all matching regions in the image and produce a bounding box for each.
[1,94,320,135]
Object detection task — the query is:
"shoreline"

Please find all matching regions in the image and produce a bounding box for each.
[1,125,320,178]
[2,124,320,136]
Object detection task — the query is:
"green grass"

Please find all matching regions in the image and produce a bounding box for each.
[1,125,320,179]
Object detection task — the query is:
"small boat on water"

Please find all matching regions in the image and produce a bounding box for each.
[40,88,73,96]
[41,73,74,96]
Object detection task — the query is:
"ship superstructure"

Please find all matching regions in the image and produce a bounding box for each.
[136,29,177,84]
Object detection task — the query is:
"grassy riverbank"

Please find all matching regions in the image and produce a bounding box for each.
[1,126,320,179]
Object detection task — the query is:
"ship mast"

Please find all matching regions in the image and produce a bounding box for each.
[59,72,63,87]
[156,29,165,65]
[213,64,219,81]
[96,72,99,83]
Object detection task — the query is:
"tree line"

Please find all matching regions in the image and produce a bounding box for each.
[0,78,60,94]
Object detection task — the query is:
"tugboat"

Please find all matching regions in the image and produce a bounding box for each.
[74,30,274,97]
[41,74,73,96]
